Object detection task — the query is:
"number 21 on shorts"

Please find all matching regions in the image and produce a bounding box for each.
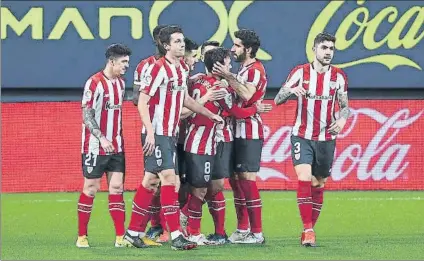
[85,153,98,167]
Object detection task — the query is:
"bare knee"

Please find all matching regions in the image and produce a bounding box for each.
[237,172,256,181]
[312,176,327,188]
[209,179,225,195]
[142,172,160,192]
[192,187,208,201]
[83,179,101,197]
[295,164,312,181]
[159,169,177,186]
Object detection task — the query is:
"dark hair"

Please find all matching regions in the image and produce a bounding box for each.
[158,25,183,46]
[185,37,199,53]
[314,32,336,46]
[153,25,168,40]
[204,47,230,73]
[201,41,220,54]
[234,29,260,58]
[105,44,132,59]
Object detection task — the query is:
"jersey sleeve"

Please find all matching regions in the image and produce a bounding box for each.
[134,61,151,86]
[246,68,267,92]
[81,78,100,109]
[141,62,165,97]
[337,69,348,92]
[283,66,303,88]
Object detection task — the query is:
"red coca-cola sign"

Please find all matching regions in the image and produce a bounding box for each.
[1,100,423,192]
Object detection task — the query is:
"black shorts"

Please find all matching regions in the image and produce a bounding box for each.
[185,152,215,188]
[142,134,176,174]
[290,135,336,178]
[212,142,233,180]
[82,153,125,179]
[175,143,186,176]
[234,138,263,173]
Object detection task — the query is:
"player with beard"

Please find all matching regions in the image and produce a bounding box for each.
[274,32,350,247]
[213,29,268,244]
[183,47,271,245]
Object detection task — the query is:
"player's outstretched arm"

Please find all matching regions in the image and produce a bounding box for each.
[212,62,256,101]
[82,106,104,139]
[183,90,223,123]
[181,88,227,120]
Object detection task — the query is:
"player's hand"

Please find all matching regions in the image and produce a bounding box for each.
[212,62,231,78]
[210,114,224,124]
[213,80,229,88]
[99,136,115,154]
[255,101,273,114]
[290,86,307,97]
[143,132,155,156]
[208,89,228,101]
[328,118,347,135]
[174,176,181,193]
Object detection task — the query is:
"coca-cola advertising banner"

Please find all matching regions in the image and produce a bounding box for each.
[1,100,423,193]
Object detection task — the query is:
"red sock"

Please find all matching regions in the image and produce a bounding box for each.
[159,209,168,232]
[160,185,180,233]
[229,178,249,231]
[77,193,94,236]
[181,194,191,217]
[128,185,154,232]
[187,195,204,235]
[297,181,313,230]
[149,194,161,227]
[311,186,324,227]
[239,180,262,233]
[207,191,226,236]
[108,194,125,236]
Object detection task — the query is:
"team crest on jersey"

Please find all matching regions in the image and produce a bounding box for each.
[87,167,93,173]
[329,81,337,89]
[156,159,163,167]
[204,174,210,182]
[142,75,152,86]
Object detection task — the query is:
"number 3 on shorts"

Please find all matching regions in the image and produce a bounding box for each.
[204,161,211,174]
[294,142,301,153]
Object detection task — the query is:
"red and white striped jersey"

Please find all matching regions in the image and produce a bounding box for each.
[81,71,125,155]
[184,76,258,154]
[133,55,157,105]
[216,117,234,143]
[134,55,157,85]
[184,77,227,155]
[285,63,348,141]
[234,60,268,140]
[140,57,189,137]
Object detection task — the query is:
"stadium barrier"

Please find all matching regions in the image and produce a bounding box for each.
[2,100,423,192]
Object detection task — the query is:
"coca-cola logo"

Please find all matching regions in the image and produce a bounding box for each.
[258,108,423,182]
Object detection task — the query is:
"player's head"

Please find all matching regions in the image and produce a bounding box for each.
[313,32,336,66]
[200,41,220,62]
[231,29,260,62]
[184,37,199,71]
[158,25,185,58]
[204,47,232,76]
[105,43,132,76]
[153,25,169,56]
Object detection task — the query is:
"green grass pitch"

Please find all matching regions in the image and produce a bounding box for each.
[2,191,423,260]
